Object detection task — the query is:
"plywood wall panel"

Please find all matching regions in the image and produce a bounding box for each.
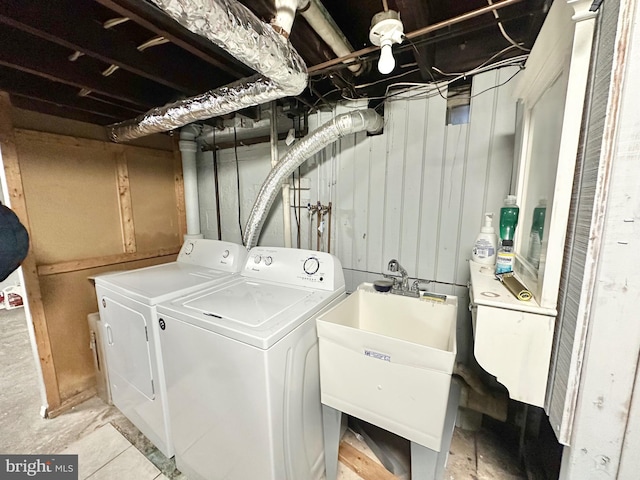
[15,131,123,265]
[127,148,181,251]
[39,255,177,401]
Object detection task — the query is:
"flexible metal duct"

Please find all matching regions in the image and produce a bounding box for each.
[109,0,307,142]
[243,108,383,248]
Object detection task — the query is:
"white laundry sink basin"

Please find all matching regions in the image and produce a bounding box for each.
[316,283,457,451]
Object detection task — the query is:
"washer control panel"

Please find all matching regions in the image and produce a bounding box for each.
[177,239,247,272]
[243,247,345,291]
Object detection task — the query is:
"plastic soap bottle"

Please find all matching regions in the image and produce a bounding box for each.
[495,239,515,274]
[472,213,498,265]
[500,195,520,242]
[526,199,547,269]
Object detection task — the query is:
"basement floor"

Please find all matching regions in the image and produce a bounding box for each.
[0,307,526,479]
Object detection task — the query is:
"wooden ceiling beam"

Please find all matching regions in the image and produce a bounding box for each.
[395,0,435,82]
[10,95,119,125]
[0,67,143,121]
[93,0,253,79]
[0,26,177,108]
[0,0,235,95]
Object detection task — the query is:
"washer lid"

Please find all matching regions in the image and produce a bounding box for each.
[96,263,230,304]
[158,278,344,349]
[183,281,311,326]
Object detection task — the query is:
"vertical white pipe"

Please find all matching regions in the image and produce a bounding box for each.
[179,125,204,240]
[270,103,292,247]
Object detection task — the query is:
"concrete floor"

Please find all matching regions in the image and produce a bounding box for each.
[0,307,526,479]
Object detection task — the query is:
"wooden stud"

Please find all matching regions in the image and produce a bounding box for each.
[0,91,61,410]
[115,146,136,253]
[37,247,180,277]
[46,387,97,419]
[338,442,398,480]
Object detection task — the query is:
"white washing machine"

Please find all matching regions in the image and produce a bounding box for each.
[95,239,247,458]
[156,246,346,480]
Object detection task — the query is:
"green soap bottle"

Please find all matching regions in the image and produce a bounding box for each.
[499,195,520,242]
[527,199,547,268]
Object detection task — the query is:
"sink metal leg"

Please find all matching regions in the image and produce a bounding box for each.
[322,404,342,480]
[411,381,461,479]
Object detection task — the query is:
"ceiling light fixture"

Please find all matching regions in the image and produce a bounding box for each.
[369,10,404,75]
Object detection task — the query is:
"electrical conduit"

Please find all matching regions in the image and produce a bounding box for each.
[243,108,382,248]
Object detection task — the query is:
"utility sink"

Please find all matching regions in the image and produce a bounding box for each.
[316,283,457,451]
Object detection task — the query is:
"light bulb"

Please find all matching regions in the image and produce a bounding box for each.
[378,42,395,75]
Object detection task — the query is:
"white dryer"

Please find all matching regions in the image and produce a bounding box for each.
[156,246,346,480]
[95,239,247,458]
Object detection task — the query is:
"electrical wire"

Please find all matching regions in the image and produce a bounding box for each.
[233,125,244,244]
[404,37,447,100]
[432,44,520,77]
[486,0,530,52]
[350,54,525,110]
[354,68,421,89]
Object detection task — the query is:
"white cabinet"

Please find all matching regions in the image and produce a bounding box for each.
[468,0,597,409]
[469,261,555,407]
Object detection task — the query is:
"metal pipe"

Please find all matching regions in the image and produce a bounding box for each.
[300,0,363,74]
[307,0,524,74]
[316,200,321,251]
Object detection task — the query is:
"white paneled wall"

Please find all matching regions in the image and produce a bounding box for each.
[197,141,286,246]
[314,66,520,289]
[197,67,520,362]
[198,66,519,286]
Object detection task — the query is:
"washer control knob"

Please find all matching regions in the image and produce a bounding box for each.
[303,257,320,275]
[222,249,230,258]
[254,255,262,264]
[264,256,273,266]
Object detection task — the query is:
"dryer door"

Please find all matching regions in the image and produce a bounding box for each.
[101,296,155,400]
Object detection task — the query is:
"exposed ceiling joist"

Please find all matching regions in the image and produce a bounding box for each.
[0,0,548,130]
[92,0,254,79]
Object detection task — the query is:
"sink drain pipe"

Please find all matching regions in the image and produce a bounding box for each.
[108,0,307,142]
[243,108,383,249]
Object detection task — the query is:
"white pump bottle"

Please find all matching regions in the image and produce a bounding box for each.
[472,213,498,265]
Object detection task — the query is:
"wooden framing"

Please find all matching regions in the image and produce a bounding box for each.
[37,248,180,277]
[0,92,61,409]
[173,136,187,239]
[115,146,136,253]
[0,92,186,415]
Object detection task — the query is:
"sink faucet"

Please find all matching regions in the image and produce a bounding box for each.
[387,259,410,292]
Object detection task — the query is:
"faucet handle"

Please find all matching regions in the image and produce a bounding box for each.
[383,273,400,289]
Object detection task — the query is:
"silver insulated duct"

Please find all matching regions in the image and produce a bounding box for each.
[243,109,383,248]
[109,0,308,142]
